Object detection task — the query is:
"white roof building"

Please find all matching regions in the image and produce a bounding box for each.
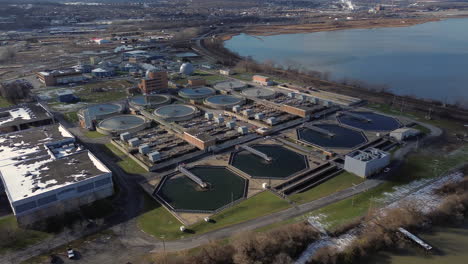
[0,124,113,224]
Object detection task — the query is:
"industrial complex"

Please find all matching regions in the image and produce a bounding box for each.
[44,67,417,227]
[0,59,419,232]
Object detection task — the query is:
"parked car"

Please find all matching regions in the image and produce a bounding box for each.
[67,248,75,259]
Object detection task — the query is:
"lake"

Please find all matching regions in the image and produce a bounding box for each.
[225,18,468,104]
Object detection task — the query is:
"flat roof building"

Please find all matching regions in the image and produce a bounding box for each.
[36,69,85,87]
[344,147,390,178]
[0,124,113,226]
[138,69,168,94]
[252,75,273,86]
[0,103,54,134]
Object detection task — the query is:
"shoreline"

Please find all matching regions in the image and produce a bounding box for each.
[221,17,442,40]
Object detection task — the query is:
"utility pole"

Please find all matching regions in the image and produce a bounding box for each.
[160,235,167,264]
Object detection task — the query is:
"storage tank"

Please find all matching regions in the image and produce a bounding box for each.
[204,95,245,110]
[153,104,198,122]
[96,115,148,136]
[179,63,194,75]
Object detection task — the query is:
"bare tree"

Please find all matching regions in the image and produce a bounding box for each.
[0,46,16,63]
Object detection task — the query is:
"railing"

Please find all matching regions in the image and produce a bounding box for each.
[239,145,272,161]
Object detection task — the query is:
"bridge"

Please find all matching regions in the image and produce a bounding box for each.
[177,166,208,188]
[303,123,335,137]
[239,145,272,162]
[340,112,372,123]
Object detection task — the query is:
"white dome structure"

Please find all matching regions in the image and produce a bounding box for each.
[179,63,194,75]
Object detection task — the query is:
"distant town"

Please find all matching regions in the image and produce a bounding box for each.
[0,0,467,264]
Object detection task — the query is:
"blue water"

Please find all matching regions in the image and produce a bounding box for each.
[225,18,468,104]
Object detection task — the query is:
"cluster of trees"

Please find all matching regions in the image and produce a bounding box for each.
[0,80,32,104]
[153,222,320,264]
[0,46,16,64]
[310,170,468,264]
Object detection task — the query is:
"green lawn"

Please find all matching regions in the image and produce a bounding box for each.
[103,143,147,174]
[0,96,12,107]
[84,130,106,138]
[75,80,133,104]
[193,71,227,84]
[190,191,290,234]
[63,111,78,123]
[290,172,365,204]
[231,72,254,82]
[137,195,185,240]
[0,216,50,254]
[138,191,291,241]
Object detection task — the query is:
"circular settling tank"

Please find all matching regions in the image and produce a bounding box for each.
[129,94,170,108]
[230,144,308,179]
[178,87,215,100]
[337,111,401,131]
[96,114,147,135]
[79,103,122,120]
[204,95,245,110]
[297,124,367,149]
[153,104,198,121]
[156,166,247,212]
[242,87,276,99]
[214,80,247,92]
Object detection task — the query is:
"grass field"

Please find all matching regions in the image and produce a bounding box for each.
[231,72,254,82]
[189,191,290,234]
[84,130,106,138]
[63,111,78,123]
[0,216,50,254]
[0,96,12,107]
[193,71,227,84]
[137,195,183,240]
[75,80,133,104]
[290,172,365,204]
[138,191,291,241]
[104,143,147,175]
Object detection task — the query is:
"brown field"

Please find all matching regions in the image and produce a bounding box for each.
[242,17,440,36]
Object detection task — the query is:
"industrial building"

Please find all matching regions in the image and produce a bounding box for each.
[272,93,329,118]
[92,67,115,78]
[219,69,232,76]
[0,103,54,134]
[187,78,206,87]
[390,127,420,141]
[0,124,113,225]
[344,147,390,178]
[252,75,273,86]
[36,69,85,87]
[138,69,168,94]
